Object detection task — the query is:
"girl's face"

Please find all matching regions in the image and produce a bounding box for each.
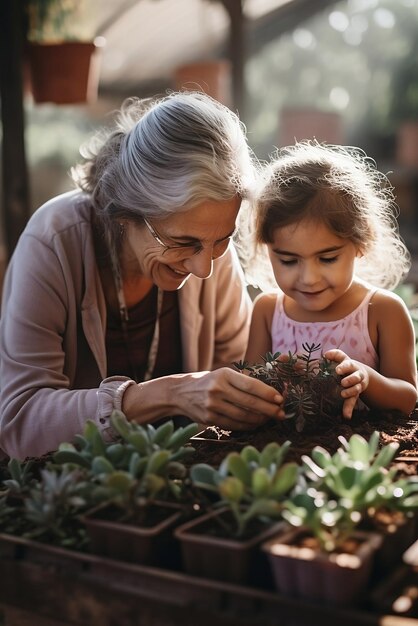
[121,195,240,290]
[267,218,360,316]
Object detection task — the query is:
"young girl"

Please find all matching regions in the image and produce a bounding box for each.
[245,141,417,419]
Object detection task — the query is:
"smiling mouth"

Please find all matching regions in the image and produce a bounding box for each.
[170,267,189,277]
[300,289,325,296]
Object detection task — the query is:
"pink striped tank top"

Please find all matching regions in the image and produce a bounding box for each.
[271,290,379,369]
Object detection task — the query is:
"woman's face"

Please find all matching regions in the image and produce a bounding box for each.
[121,195,241,290]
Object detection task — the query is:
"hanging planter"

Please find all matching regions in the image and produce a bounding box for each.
[26,40,103,104]
[25,0,104,105]
[174,60,232,107]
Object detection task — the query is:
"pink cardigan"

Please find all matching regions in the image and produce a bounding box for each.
[0,191,252,458]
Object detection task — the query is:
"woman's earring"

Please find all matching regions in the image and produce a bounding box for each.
[119,222,125,237]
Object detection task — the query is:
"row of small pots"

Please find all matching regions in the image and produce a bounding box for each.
[82,500,417,608]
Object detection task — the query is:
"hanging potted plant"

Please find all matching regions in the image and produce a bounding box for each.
[24,0,104,104]
[175,440,299,586]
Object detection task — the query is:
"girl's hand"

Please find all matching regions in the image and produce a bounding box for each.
[324,349,369,419]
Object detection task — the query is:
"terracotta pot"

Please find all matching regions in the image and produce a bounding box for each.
[396,121,418,169]
[26,40,102,104]
[174,60,232,106]
[262,526,382,606]
[82,501,183,567]
[175,506,284,586]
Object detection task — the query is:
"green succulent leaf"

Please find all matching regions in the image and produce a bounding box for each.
[152,421,174,446]
[348,434,371,463]
[259,442,281,468]
[167,422,200,450]
[109,411,131,439]
[190,463,218,488]
[373,442,399,469]
[272,462,299,497]
[240,445,260,464]
[52,450,91,469]
[219,477,244,503]
[251,467,270,497]
[127,431,149,455]
[227,452,252,486]
[145,450,170,475]
[92,456,114,476]
[311,446,332,469]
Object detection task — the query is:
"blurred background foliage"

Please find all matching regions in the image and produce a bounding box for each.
[21,0,418,260]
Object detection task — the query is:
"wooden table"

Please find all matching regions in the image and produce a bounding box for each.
[1,533,418,626]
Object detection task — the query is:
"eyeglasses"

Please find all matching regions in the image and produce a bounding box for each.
[142,217,233,261]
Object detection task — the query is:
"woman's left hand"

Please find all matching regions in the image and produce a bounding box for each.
[324,349,369,419]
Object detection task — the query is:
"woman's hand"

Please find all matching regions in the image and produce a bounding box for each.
[175,368,285,430]
[324,349,369,419]
[122,368,285,431]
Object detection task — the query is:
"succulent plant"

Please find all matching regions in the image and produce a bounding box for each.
[234,343,343,432]
[191,441,299,537]
[52,412,200,521]
[281,432,418,552]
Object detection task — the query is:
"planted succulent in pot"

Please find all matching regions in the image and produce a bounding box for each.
[175,441,299,585]
[1,457,37,498]
[75,414,200,566]
[21,466,91,550]
[263,485,382,606]
[263,432,418,605]
[234,342,343,432]
[301,431,418,574]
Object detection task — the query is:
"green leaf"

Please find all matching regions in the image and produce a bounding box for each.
[52,450,91,469]
[128,452,142,477]
[145,450,170,475]
[190,463,218,488]
[106,443,126,465]
[104,471,133,493]
[251,467,270,497]
[143,473,166,497]
[272,462,299,497]
[92,456,114,475]
[167,422,200,450]
[227,452,252,486]
[368,431,380,458]
[110,411,131,439]
[311,446,332,468]
[127,431,149,455]
[245,499,281,520]
[240,445,260,464]
[373,442,399,469]
[219,477,244,503]
[302,455,326,479]
[259,442,281,468]
[152,421,174,446]
[348,434,370,463]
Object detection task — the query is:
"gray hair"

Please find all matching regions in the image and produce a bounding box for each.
[72,91,257,228]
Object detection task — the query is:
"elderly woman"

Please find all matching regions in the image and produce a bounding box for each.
[0,91,284,459]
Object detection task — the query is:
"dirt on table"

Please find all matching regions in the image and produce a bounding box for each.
[190,408,418,477]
